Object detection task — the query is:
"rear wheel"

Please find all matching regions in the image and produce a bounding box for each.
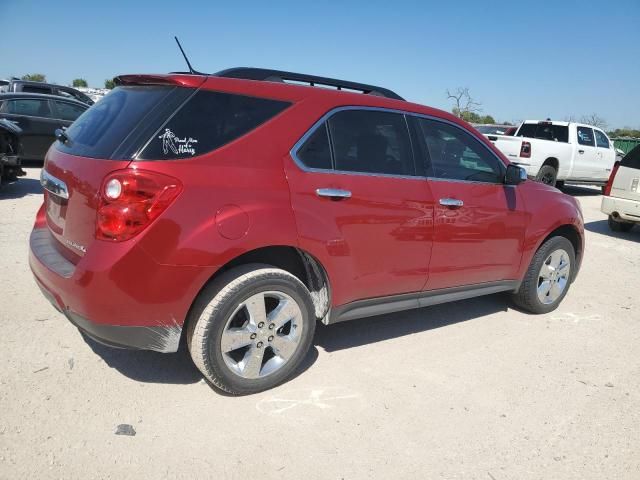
[511,236,575,314]
[187,264,316,395]
[536,165,558,187]
[608,215,634,232]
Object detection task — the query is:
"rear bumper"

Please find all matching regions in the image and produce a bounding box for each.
[601,196,640,223]
[29,224,215,352]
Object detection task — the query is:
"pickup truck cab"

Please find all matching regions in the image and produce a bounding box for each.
[485,120,616,188]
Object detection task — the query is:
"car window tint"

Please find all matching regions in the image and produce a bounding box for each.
[55,101,86,121]
[327,110,415,176]
[418,118,505,183]
[517,123,569,143]
[7,99,52,117]
[139,90,290,160]
[577,127,595,146]
[297,123,332,169]
[594,130,610,149]
[21,85,52,95]
[620,145,640,170]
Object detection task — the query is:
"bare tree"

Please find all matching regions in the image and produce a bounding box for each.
[580,113,607,130]
[446,87,482,119]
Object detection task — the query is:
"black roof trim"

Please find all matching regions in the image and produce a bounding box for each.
[215,67,404,101]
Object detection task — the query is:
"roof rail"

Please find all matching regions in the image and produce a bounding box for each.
[215,67,405,101]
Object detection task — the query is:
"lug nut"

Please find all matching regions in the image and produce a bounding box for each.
[250,333,257,340]
[268,336,274,342]
[258,322,265,328]
[257,341,264,348]
[268,323,275,330]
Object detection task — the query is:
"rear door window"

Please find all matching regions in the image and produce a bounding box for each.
[54,101,87,121]
[594,130,610,148]
[577,127,595,146]
[327,109,415,176]
[138,91,291,160]
[296,124,332,170]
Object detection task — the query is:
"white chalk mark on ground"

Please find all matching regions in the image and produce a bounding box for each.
[256,387,360,415]
[551,312,601,323]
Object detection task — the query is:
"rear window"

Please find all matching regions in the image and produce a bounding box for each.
[138,90,291,160]
[621,145,640,170]
[517,123,569,143]
[57,86,179,159]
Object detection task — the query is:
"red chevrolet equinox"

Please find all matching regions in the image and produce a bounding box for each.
[30,68,584,394]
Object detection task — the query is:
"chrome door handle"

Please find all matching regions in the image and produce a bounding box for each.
[439,198,463,208]
[316,188,351,200]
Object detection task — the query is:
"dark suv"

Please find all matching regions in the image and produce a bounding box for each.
[30,68,584,394]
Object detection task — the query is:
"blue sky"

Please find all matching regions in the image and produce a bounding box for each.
[2,0,638,129]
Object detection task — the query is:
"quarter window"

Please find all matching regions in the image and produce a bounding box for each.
[7,99,52,117]
[139,90,291,160]
[594,130,610,149]
[327,110,415,176]
[417,118,505,183]
[577,127,595,147]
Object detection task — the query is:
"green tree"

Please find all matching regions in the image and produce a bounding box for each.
[72,78,88,88]
[21,73,46,82]
[104,78,116,89]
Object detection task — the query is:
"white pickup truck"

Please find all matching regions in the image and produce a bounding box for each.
[484,120,616,188]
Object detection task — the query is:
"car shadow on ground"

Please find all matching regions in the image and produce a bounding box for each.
[82,333,320,389]
[0,177,42,199]
[315,293,509,352]
[561,185,601,197]
[584,219,639,242]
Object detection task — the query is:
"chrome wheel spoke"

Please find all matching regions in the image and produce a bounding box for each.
[268,298,299,330]
[245,293,267,326]
[538,279,552,297]
[271,335,298,361]
[220,328,253,353]
[539,263,554,279]
[241,346,266,379]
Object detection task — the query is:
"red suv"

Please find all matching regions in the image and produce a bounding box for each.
[30,68,584,394]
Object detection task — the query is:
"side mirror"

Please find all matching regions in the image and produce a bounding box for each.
[505,164,527,185]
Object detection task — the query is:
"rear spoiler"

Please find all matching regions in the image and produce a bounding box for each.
[114,74,206,88]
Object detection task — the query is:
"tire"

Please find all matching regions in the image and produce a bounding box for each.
[608,215,634,233]
[511,236,575,314]
[535,165,558,187]
[555,180,565,190]
[186,264,316,395]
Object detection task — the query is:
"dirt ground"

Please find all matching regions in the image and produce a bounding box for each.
[1,168,638,480]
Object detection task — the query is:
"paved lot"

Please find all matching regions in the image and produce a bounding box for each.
[1,168,638,479]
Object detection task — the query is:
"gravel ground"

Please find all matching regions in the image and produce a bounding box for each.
[1,168,638,480]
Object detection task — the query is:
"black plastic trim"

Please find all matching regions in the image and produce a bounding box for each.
[327,280,520,324]
[216,67,405,101]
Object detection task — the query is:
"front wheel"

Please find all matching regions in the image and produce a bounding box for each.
[511,236,575,314]
[187,264,316,395]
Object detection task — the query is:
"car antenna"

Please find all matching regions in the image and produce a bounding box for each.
[174,36,205,75]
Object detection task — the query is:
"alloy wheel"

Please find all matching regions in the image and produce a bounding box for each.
[537,249,571,305]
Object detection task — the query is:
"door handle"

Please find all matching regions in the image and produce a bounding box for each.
[578,149,585,154]
[316,188,352,200]
[439,198,464,208]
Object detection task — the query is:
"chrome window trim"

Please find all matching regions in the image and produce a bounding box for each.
[289,105,508,185]
[40,169,69,199]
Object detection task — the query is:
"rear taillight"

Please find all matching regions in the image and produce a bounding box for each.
[96,169,182,241]
[603,161,620,196]
[520,141,531,158]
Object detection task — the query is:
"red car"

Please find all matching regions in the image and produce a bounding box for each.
[30,68,584,394]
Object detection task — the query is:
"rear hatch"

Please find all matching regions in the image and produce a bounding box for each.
[612,146,640,203]
[41,81,197,260]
